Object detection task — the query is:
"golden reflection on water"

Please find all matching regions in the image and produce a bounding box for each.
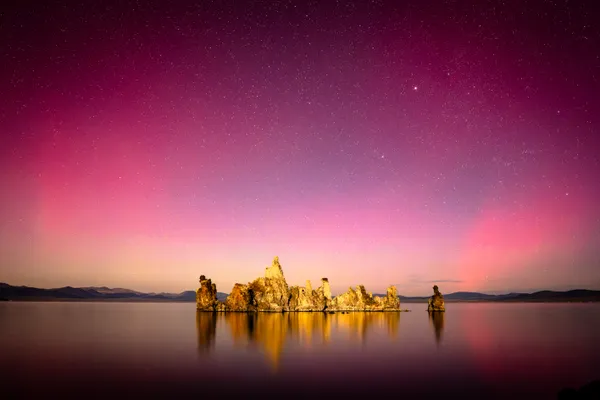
[195,310,217,353]
[225,312,254,346]
[252,313,288,369]
[335,312,401,343]
[287,312,332,346]
[428,311,445,344]
[196,312,403,369]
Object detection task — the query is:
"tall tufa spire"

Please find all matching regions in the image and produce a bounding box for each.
[265,256,285,280]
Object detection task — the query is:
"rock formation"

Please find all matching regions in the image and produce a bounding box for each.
[197,256,402,312]
[427,285,445,312]
[320,278,332,301]
[288,278,331,311]
[328,285,394,311]
[383,285,401,309]
[224,283,255,312]
[196,275,219,311]
[248,256,290,312]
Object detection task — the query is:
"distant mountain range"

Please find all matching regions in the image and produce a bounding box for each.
[387,290,600,303]
[0,283,228,302]
[1,282,598,302]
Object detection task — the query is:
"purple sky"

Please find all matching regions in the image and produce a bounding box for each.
[1,0,599,296]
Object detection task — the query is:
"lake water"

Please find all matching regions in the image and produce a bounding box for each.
[1,302,599,399]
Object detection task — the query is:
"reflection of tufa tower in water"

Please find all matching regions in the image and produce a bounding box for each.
[428,311,445,344]
[196,311,217,355]
[197,312,403,369]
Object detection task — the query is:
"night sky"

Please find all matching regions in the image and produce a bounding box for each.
[1,0,599,295]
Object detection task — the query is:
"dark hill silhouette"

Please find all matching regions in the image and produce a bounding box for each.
[0,283,227,302]
[387,289,600,302]
[1,282,598,302]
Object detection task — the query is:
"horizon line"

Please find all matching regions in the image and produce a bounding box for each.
[2,281,599,297]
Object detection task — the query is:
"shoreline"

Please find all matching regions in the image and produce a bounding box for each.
[196,309,413,313]
[2,298,599,304]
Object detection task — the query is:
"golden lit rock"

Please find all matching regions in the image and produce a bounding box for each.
[196,275,219,311]
[197,256,402,312]
[427,285,445,312]
[225,283,254,311]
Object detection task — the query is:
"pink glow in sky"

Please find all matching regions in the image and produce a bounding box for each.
[1,1,599,295]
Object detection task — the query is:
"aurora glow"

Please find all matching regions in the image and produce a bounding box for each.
[1,1,599,295]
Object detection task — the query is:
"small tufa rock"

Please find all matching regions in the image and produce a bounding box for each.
[327,284,401,312]
[250,256,290,312]
[225,283,255,312]
[265,256,285,280]
[427,285,445,312]
[288,277,331,312]
[384,286,401,309]
[329,285,373,311]
[196,276,218,311]
[289,286,313,311]
[321,278,332,300]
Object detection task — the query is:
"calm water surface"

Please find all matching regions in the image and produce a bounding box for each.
[1,302,599,399]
